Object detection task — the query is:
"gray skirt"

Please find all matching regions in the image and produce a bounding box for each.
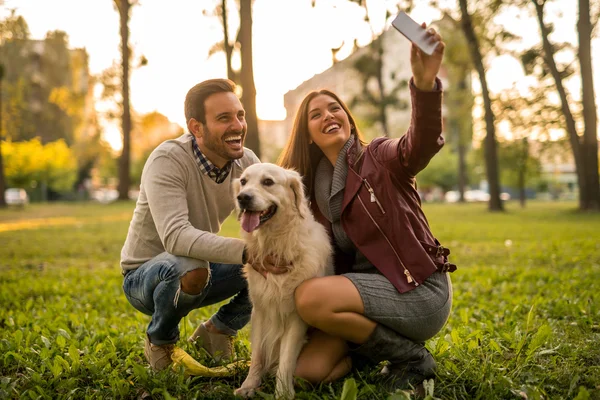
[344,270,452,343]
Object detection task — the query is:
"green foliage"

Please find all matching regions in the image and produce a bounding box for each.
[0,12,87,145]
[497,138,542,191]
[0,9,30,42]
[0,202,598,399]
[416,149,459,192]
[1,138,77,192]
[340,378,358,400]
[1,77,35,141]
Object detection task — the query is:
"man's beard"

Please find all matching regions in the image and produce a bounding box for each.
[202,124,245,162]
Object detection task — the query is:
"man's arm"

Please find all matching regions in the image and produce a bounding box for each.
[144,155,245,265]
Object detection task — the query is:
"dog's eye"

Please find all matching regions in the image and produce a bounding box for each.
[262,178,274,186]
[240,178,247,186]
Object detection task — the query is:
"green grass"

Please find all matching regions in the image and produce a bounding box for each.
[0,201,599,399]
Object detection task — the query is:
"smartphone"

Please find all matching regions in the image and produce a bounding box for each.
[391,11,439,56]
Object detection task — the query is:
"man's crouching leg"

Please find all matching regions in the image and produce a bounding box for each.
[123,252,210,371]
[188,262,252,363]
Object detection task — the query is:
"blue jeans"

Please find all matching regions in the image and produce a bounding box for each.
[122,252,251,345]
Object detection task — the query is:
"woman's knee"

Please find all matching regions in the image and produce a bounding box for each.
[295,279,329,326]
[294,358,333,384]
[295,353,352,384]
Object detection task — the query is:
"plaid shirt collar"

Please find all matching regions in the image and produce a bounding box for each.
[190,134,239,184]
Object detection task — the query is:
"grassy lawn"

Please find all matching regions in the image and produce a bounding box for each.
[0,201,598,399]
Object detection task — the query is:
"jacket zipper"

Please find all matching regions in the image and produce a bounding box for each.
[362,179,385,214]
[356,194,417,286]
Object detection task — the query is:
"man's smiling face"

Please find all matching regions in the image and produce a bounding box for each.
[192,91,247,168]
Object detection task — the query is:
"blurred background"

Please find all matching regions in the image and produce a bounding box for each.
[0,0,598,212]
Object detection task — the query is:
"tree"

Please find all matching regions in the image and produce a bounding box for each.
[205,0,238,83]
[0,10,35,142]
[130,111,183,185]
[205,0,260,156]
[416,148,459,193]
[498,138,542,207]
[239,0,261,159]
[2,138,77,195]
[578,0,600,210]
[0,2,3,207]
[0,64,6,208]
[494,82,563,206]
[1,13,89,146]
[114,0,136,200]
[528,0,599,210]
[458,0,504,211]
[438,14,474,202]
[221,0,236,82]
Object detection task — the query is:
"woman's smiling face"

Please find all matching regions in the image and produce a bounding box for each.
[306,94,352,156]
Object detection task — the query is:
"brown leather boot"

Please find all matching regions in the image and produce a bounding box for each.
[188,322,235,363]
[144,335,175,371]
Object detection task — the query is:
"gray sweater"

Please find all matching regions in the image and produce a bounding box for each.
[120,133,260,270]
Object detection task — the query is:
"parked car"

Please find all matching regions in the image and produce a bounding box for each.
[445,190,511,203]
[464,189,491,202]
[4,188,29,206]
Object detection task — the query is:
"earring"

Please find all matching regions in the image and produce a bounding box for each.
[309,139,313,144]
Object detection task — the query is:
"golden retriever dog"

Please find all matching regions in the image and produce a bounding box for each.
[232,163,333,399]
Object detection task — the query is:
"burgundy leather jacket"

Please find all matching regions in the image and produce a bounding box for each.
[311,79,456,293]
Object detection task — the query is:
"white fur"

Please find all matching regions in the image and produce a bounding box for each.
[232,163,333,400]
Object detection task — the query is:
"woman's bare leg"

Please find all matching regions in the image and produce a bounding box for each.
[295,276,376,344]
[323,356,352,382]
[294,329,351,384]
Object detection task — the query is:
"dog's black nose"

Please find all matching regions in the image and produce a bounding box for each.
[237,193,253,208]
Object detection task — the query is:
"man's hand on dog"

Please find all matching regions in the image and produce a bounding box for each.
[248,254,291,278]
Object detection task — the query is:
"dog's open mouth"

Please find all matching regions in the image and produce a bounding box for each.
[240,205,277,233]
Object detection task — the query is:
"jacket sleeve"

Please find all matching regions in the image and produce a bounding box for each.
[375,78,444,177]
[144,154,245,265]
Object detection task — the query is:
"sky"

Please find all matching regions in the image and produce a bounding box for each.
[0,0,588,150]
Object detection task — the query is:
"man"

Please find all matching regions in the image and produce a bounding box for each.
[120,79,260,371]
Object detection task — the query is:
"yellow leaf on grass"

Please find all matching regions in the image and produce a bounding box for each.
[170,347,249,377]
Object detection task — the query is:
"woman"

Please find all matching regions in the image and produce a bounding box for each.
[277,25,456,391]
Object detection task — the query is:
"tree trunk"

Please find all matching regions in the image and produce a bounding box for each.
[533,0,587,209]
[222,0,236,83]
[117,0,132,201]
[458,0,503,211]
[239,0,261,159]
[0,67,6,208]
[519,139,528,208]
[519,168,526,208]
[457,130,467,203]
[578,0,600,210]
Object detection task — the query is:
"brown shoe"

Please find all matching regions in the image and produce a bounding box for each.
[188,323,235,363]
[144,335,175,371]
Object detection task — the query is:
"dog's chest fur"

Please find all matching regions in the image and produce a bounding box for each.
[241,219,333,319]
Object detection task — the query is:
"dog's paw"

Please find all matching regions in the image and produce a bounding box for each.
[234,387,256,398]
[274,385,295,400]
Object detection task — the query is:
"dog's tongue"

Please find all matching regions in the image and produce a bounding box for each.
[241,211,261,233]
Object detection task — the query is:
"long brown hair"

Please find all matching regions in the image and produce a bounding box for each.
[277,90,366,198]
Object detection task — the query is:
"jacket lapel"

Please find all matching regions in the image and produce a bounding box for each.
[341,140,364,214]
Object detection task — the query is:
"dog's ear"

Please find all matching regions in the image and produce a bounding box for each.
[288,170,308,219]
